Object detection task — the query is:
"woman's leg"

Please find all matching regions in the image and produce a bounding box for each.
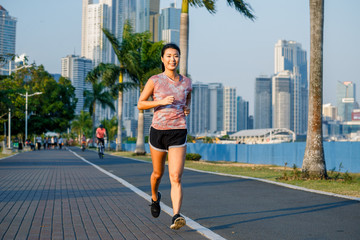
[167,146,186,215]
[149,146,167,201]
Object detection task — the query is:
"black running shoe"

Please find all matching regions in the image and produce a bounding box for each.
[170,214,186,230]
[149,192,161,218]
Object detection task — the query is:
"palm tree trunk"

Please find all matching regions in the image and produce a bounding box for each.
[116,72,123,151]
[116,91,123,151]
[302,0,327,178]
[135,109,146,155]
[179,0,189,76]
[92,102,96,147]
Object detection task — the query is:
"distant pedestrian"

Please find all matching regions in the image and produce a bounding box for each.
[51,136,55,149]
[44,137,48,150]
[54,136,58,149]
[58,136,63,150]
[137,43,192,230]
[36,136,42,150]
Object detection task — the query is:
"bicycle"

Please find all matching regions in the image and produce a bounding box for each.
[81,141,86,152]
[98,142,104,159]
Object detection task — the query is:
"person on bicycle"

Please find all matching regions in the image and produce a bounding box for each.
[81,134,86,145]
[96,124,107,148]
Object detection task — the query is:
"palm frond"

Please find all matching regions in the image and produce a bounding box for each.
[190,0,216,14]
[226,0,256,20]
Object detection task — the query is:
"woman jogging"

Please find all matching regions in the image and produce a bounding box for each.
[137,43,192,230]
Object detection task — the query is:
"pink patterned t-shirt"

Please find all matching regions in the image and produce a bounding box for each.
[150,73,192,130]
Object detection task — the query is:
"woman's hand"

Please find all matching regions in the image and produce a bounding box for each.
[162,95,175,105]
[183,106,190,116]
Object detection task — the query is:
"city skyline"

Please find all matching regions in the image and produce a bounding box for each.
[2,0,360,115]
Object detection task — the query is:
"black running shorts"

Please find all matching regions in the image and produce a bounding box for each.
[149,127,187,152]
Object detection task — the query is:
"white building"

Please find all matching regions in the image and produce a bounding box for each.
[323,103,338,121]
[272,71,292,130]
[274,40,308,134]
[61,55,93,115]
[223,87,237,133]
[82,0,112,67]
[0,5,17,75]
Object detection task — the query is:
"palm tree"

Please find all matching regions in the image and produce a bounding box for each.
[125,31,163,155]
[86,61,135,151]
[101,22,138,151]
[84,80,115,145]
[71,110,92,143]
[179,0,255,76]
[302,0,327,178]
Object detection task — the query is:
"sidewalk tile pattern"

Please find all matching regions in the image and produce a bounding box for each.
[0,150,207,240]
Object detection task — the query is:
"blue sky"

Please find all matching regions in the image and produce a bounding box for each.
[3,0,360,114]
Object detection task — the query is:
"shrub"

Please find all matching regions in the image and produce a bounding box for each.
[186,153,201,161]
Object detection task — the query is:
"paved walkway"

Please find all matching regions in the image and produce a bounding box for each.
[1,147,360,240]
[0,149,208,240]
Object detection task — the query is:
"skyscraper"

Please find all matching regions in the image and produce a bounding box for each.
[208,83,224,133]
[61,55,93,115]
[274,40,308,134]
[189,82,209,135]
[272,71,292,130]
[149,0,160,42]
[0,5,17,75]
[337,81,356,122]
[82,0,112,67]
[159,3,180,46]
[254,76,272,129]
[322,103,337,121]
[237,96,249,131]
[223,87,237,133]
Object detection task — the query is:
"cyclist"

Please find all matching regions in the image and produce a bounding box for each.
[81,134,87,151]
[96,124,107,154]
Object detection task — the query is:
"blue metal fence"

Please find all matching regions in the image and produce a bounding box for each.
[122,142,360,173]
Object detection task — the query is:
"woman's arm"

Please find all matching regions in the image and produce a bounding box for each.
[183,90,191,116]
[137,79,174,110]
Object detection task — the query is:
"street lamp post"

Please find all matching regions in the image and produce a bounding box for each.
[19,92,43,141]
[8,108,11,148]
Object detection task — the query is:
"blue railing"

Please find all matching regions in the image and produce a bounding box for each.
[121,142,360,173]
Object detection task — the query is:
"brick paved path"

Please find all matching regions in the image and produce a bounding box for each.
[0,150,208,240]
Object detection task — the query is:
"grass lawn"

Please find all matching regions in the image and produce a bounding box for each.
[111,151,360,198]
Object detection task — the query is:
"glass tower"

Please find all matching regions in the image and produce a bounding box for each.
[0,5,17,75]
[337,81,356,122]
[254,76,272,129]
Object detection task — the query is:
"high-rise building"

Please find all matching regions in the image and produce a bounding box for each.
[254,76,272,129]
[61,55,93,115]
[82,0,112,67]
[337,81,356,122]
[0,5,17,75]
[322,103,338,121]
[208,83,224,133]
[272,71,292,130]
[149,0,160,42]
[237,96,249,131]
[189,82,209,135]
[274,40,308,134]
[223,87,237,133]
[159,3,180,46]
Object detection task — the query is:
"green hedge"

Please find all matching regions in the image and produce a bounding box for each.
[186,153,201,161]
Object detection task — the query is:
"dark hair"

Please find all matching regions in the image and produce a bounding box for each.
[161,43,180,72]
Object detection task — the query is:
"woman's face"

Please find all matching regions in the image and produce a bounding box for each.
[161,48,180,71]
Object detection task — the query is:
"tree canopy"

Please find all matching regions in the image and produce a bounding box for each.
[0,65,77,138]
